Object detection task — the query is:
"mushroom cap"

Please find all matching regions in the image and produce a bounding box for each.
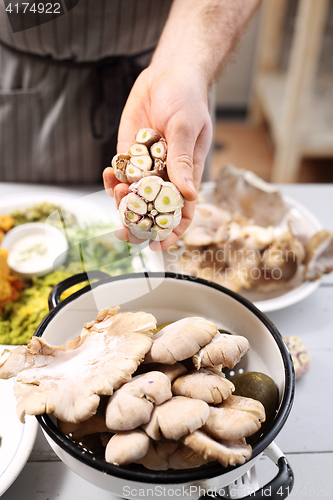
[105,430,150,466]
[193,333,250,370]
[58,413,109,440]
[182,203,232,247]
[214,164,285,227]
[172,368,234,404]
[139,362,188,382]
[105,371,172,431]
[204,406,262,441]
[219,395,266,422]
[1,307,156,423]
[305,230,333,281]
[137,439,209,470]
[144,317,218,365]
[183,431,252,468]
[144,396,210,441]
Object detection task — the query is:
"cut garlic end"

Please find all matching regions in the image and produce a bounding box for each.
[155,214,174,229]
[127,194,148,215]
[150,139,167,161]
[126,165,143,183]
[135,128,162,147]
[111,153,130,170]
[125,211,142,224]
[137,178,162,201]
[155,186,181,213]
[130,155,153,171]
[129,143,149,156]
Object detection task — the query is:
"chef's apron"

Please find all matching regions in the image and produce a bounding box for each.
[0,0,173,183]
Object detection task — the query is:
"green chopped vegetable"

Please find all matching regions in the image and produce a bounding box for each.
[0,208,139,345]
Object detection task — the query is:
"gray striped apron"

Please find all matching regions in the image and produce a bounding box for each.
[0,0,173,183]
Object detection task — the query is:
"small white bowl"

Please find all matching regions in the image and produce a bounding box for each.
[1,223,68,279]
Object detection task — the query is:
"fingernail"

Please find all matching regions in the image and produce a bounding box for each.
[186,178,197,194]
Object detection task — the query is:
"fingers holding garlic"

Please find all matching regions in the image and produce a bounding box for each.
[111,129,185,242]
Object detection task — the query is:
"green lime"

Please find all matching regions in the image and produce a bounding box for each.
[231,371,279,444]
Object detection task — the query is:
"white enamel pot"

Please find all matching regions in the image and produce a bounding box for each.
[35,271,295,500]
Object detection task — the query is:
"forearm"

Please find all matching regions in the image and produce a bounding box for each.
[151,0,261,88]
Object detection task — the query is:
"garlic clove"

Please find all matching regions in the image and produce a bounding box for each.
[127,194,148,215]
[135,128,162,147]
[112,153,131,183]
[137,178,162,201]
[155,186,182,213]
[150,139,167,161]
[130,155,153,171]
[129,143,149,156]
[155,214,174,229]
[125,211,142,224]
[111,153,130,170]
[126,165,143,183]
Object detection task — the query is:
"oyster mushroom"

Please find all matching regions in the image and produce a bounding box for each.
[137,439,209,470]
[182,204,232,247]
[138,362,188,382]
[304,230,333,281]
[144,317,218,365]
[214,164,286,227]
[105,371,172,431]
[0,307,156,423]
[105,430,150,466]
[260,231,305,283]
[119,176,184,241]
[172,368,235,404]
[182,431,252,468]
[221,395,266,421]
[58,414,109,440]
[144,396,210,441]
[193,333,249,370]
[203,396,265,441]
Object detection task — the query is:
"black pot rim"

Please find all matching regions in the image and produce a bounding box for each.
[35,272,295,485]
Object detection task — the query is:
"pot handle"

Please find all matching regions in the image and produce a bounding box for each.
[202,442,294,500]
[48,270,110,311]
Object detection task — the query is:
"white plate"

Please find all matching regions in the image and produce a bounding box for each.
[0,346,38,496]
[175,182,323,313]
[249,194,322,312]
[0,191,163,275]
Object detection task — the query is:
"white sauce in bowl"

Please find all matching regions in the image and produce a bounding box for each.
[1,223,68,278]
[8,234,64,274]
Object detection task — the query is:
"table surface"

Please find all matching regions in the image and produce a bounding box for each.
[0,182,332,500]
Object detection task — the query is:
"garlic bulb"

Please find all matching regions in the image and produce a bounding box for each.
[119,176,184,241]
[112,128,168,184]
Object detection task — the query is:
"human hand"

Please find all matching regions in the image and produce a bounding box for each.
[103,62,213,251]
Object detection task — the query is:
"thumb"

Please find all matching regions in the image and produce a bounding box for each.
[165,127,198,202]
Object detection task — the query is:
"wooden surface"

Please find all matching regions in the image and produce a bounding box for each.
[1,182,332,500]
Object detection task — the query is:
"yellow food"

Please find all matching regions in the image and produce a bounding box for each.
[0,215,14,233]
[0,249,24,316]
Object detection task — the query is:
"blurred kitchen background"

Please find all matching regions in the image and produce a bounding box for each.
[212,0,333,184]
